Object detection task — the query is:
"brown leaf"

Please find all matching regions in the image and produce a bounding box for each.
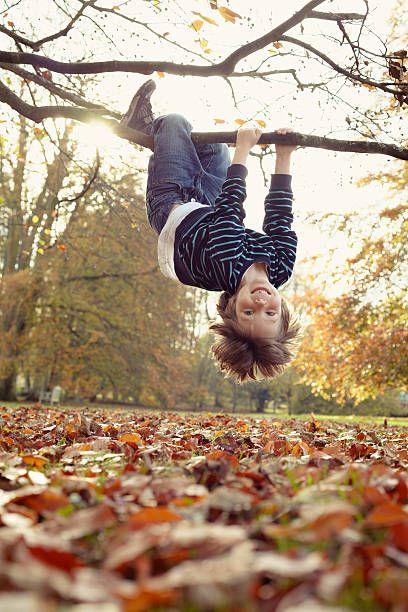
[365,501,408,526]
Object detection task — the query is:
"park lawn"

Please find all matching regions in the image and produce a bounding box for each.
[0,404,408,610]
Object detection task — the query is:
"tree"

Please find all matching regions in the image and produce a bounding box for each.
[0,1,407,159]
[0,112,84,399]
[17,166,196,405]
[296,157,407,402]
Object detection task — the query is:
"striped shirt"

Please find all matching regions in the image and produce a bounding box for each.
[173,164,297,294]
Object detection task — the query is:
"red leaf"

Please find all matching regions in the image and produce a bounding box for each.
[27,546,85,573]
[365,501,408,526]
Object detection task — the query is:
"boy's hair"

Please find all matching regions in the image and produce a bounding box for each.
[209,291,301,383]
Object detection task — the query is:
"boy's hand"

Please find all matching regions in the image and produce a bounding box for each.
[275,127,296,157]
[232,126,262,167]
[236,126,263,151]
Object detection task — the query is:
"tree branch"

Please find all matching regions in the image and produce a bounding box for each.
[280,35,400,96]
[1,79,406,159]
[0,0,327,77]
[0,1,97,51]
[0,63,114,114]
[308,11,366,21]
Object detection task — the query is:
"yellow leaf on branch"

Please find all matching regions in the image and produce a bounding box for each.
[256,119,266,128]
[192,11,218,25]
[191,19,204,31]
[234,118,246,126]
[156,71,165,78]
[200,38,208,49]
[218,6,242,23]
[214,118,225,124]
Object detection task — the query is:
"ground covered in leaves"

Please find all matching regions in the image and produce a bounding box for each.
[1,407,408,611]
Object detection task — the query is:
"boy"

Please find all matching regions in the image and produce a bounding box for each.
[121,80,300,382]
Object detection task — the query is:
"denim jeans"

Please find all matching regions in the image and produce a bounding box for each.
[146,114,231,234]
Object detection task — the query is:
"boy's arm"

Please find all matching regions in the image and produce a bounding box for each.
[207,127,262,260]
[263,129,297,285]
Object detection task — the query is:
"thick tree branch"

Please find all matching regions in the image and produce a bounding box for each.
[1,81,406,160]
[0,0,326,77]
[308,11,366,21]
[0,63,113,114]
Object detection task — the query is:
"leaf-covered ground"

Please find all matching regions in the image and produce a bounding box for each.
[1,406,408,611]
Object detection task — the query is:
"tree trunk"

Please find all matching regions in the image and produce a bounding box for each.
[0,371,17,401]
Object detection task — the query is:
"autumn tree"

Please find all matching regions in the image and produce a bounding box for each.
[296,160,407,403]
[0,112,83,399]
[18,165,196,405]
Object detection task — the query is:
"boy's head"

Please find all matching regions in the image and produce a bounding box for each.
[210,282,301,383]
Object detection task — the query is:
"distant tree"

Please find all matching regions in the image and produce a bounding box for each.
[19,168,194,404]
[296,159,407,402]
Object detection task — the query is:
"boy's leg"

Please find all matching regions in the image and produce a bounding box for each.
[194,142,231,208]
[146,113,206,234]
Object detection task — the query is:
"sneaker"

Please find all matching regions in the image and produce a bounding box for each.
[120,79,156,133]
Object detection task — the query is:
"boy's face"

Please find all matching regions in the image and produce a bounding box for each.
[234,280,282,338]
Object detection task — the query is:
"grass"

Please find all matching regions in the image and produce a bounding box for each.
[2,400,408,427]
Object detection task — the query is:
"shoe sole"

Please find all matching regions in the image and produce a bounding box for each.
[120,79,156,129]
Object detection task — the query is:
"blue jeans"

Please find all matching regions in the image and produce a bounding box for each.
[146,114,231,234]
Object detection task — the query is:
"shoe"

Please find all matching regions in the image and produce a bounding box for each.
[120,79,156,133]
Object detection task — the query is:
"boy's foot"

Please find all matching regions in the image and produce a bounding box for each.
[120,79,156,133]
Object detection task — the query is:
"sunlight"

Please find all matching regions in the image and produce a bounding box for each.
[76,121,118,153]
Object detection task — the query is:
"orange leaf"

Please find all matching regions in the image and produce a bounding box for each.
[273,41,283,49]
[214,118,226,124]
[234,118,246,126]
[119,432,142,444]
[57,244,66,252]
[156,71,165,78]
[123,588,179,612]
[256,119,266,128]
[128,507,182,527]
[218,6,242,23]
[365,501,408,526]
[7,20,14,27]
[22,455,48,469]
[191,19,204,31]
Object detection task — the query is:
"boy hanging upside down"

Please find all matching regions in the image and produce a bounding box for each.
[121,80,301,382]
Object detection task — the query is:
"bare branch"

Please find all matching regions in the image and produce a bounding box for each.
[1,80,405,160]
[0,1,97,51]
[58,152,100,205]
[0,25,36,49]
[0,63,115,114]
[280,35,400,96]
[34,0,97,50]
[0,0,327,77]
[308,11,366,21]
[191,131,408,161]
[66,269,158,283]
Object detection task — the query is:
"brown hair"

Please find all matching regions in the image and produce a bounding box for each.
[209,291,301,383]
